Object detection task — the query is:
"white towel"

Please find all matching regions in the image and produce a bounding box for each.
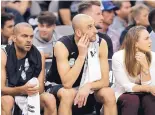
[15,77,40,115]
[79,35,102,93]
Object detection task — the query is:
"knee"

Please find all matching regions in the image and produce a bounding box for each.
[1,95,14,109]
[58,88,76,102]
[41,93,56,109]
[118,94,140,108]
[100,88,116,105]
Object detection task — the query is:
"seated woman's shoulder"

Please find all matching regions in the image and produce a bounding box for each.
[151,51,155,55]
[112,50,124,60]
[151,51,155,61]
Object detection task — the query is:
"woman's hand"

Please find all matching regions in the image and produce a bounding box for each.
[135,52,149,70]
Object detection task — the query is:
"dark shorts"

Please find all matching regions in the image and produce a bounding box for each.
[73,94,96,114]
[45,82,97,114]
[45,83,63,97]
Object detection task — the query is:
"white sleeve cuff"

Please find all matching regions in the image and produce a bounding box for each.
[123,83,136,92]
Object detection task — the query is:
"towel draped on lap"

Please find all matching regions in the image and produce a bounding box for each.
[15,78,40,115]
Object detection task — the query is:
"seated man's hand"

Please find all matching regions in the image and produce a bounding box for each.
[74,83,91,108]
[22,83,39,96]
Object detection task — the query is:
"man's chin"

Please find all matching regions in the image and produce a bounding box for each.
[25,47,32,51]
[41,36,48,38]
[41,36,49,41]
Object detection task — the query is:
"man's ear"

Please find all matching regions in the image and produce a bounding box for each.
[75,29,82,38]
[115,10,120,15]
[134,16,139,25]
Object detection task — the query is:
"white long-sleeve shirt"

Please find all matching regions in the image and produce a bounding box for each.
[111,50,155,101]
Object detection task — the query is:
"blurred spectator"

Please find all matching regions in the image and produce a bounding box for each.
[78,1,113,58]
[48,1,61,25]
[120,4,151,45]
[99,1,117,33]
[149,9,155,51]
[99,1,120,53]
[48,1,59,16]
[1,3,24,24]
[5,1,31,22]
[5,1,30,15]
[58,1,81,25]
[33,11,60,59]
[130,1,136,7]
[110,1,131,38]
[5,1,42,23]
[1,13,15,45]
[136,0,155,11]
[37,1,51,11]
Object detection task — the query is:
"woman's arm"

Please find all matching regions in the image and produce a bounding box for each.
[112,52,152,93]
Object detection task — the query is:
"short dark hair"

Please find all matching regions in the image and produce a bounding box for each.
[148,9,155,31]
[1,13,14,29]
[78,1,101,13]
[112,1,123,10]
[38,11,56,26]
[113,1,130,10]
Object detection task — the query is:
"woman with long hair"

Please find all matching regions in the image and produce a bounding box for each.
[112,26,155,115]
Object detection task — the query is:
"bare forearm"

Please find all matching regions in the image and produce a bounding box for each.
[59,9,72,25]
[132,84,150,93]
[141,68,151,83]
[19,1,29,15]
[39,84,44,94]
[2,86,24,96]
[63,56,85,88]
[90,79,109,91]
[144,1,155,7]
[7,1,29,15]
[44,53,50,59]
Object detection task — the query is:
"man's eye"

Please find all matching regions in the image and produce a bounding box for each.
[22,35,27,37]
[89,26,92,29]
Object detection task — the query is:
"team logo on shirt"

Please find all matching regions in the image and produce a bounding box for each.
[69,58,75,67]
[21,58,30,80]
